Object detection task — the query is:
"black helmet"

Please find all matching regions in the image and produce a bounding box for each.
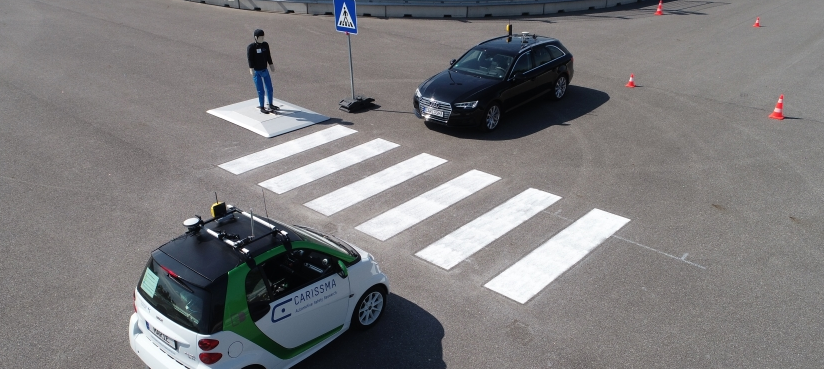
[253,29,264,37]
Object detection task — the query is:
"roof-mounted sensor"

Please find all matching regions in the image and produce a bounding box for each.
[183,216,203,233]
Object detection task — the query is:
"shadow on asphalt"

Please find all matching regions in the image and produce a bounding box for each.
[425,85,609,141]
[316,117,356,126]
[293,293,446,369]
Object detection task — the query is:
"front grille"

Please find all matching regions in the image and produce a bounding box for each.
[417,97,452,123]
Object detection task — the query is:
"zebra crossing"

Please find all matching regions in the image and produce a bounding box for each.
[305,153,447,216]
[415,188,561,270]
[219,125,630,304]
[259,138,398,194]
[355,169,500,241]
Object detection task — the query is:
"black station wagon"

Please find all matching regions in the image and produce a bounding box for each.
[414,33,574,131]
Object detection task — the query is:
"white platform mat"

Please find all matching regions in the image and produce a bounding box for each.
[207,98,330,138]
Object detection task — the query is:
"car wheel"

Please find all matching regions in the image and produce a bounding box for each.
[351,286,386,330]
[480,103,502,131]
[551,75,568,100]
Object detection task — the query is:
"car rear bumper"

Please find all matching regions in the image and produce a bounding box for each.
[129,313,191,369]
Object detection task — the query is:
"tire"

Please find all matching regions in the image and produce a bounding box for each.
[551,74,568,100]
[479,102,502,132]
[351,286,386,330]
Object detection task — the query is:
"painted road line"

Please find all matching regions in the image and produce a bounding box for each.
[415,188,561,270]
[355,170,500,241]
[219,125,357,175]
[259,139,398,194]
[484,208,630,304]
[304,153,447,216]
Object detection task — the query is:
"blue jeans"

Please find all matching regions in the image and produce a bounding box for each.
[252,69,274,108]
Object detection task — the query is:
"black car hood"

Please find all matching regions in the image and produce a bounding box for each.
[419,70,499,103]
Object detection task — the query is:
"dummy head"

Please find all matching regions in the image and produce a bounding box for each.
[254,29,265,44]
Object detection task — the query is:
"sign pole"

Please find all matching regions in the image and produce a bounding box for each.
[347,32,355,100]
[335,0,373,112]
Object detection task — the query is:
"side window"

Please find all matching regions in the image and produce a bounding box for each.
[511,52,533,76]
[533,46,553,66]
[257,249,339,301]
[547,45,565,60]
[245,268,271,321]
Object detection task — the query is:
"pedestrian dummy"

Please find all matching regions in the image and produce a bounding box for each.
[247,29,278,114]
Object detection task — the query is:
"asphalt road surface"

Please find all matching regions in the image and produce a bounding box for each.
[2,0,823,367]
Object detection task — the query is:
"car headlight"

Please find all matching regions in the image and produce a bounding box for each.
[415,88,422,98]
[454,101,478,109]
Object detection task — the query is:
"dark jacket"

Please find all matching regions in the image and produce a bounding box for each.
[247,42,273,71]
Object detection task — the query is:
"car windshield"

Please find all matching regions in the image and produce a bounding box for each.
[137,258,213,333]
[450,48,514,80]
[290,225,358,258]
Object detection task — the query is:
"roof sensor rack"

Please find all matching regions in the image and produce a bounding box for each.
[185,196,293,264]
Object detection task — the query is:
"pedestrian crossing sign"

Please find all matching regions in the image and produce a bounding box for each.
[334,0,357,34]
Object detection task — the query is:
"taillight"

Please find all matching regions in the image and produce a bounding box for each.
[199,353,222,364]
[198,339,219,351]
[133,290,137,313]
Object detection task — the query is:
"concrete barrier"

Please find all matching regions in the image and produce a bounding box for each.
[238,0,308,12]
[466,4,544,18]
[543,0,608,14]
[358,5,387,17]
[193,0,651,18]
[204,0,238,9]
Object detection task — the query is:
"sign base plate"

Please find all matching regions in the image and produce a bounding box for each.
[339,95,375,113]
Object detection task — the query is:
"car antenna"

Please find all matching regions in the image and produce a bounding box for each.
[262,189,269,218]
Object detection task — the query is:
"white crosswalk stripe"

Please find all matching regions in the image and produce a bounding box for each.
[415,188,561,270]
[304,153,447,216]
[219,125,356,175]
[484,208,630,304]
[216,127,632,303]
[259,138,398,194]
[355,170,500,241]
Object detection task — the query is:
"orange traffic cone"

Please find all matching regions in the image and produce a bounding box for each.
[768,95,785,120]
[625,74,636,88]
[753,17,761,28]
[654,0,663,16]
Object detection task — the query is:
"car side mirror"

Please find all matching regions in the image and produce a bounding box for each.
[450,59,457,66]
[337,260,348,278]
[509,72,524,81]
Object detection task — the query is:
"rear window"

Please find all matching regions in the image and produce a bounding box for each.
[137,258,217,334]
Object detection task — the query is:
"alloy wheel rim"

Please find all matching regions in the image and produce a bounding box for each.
[555,77,567,99]
[486,105,500,130]
[358,292,384,325]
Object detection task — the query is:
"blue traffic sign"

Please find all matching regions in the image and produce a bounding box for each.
[334,0,357,35]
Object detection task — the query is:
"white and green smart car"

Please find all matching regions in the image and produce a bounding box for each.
[129,202,389,369]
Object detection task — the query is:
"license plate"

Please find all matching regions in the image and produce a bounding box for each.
[422,106,444,117]
[147,322,177,349]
